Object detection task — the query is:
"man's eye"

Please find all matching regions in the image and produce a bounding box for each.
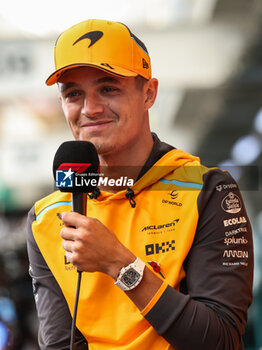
[101,86,119,94]
[65,90,82,99]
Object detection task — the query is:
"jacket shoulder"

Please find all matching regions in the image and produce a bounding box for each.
[162,149,213,186]
[35,191,71,217]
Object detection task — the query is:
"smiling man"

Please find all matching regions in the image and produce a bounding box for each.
[58,67,157,168]
[27,19,253,350]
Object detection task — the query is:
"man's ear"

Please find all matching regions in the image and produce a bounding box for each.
[144,78,158,111]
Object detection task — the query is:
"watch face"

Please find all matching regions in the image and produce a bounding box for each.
[121,268,140,287]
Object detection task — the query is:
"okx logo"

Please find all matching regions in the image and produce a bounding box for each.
[56,163,91,189]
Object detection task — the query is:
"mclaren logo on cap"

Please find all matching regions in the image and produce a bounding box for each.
[73,31,103,47]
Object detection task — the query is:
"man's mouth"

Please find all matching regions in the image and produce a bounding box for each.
[81,119,114,131]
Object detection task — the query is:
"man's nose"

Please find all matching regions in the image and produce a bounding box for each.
[81,95,104,117]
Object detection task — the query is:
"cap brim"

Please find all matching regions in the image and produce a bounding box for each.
[46,63,138,86]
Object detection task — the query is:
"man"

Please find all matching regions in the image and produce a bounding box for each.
[27,19,253,349]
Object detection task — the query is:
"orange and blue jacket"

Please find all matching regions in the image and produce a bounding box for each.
[27,135,253,350]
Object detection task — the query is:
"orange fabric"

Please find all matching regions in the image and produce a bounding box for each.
[46,19,151,85]
[141,280,169,316]
[32,148,210,349]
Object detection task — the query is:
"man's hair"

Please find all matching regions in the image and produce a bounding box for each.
[135,75,148,90]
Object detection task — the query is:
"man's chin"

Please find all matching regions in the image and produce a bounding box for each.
[78,136,115,156]
[94,143,117,156]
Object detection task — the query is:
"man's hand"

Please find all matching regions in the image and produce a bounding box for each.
[60,212,135,279]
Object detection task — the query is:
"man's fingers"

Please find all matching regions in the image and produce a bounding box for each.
[61,211,83,227]
[60,226,76,240]
[61,237,74,252]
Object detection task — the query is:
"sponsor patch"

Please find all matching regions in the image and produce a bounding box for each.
[145,240,175,256]
[142,219,179,234]
[224,236,248,246]
[223,216,247,227]
[162,191,182,207]
[225,227,247,237]
[216,183,238,192]
[64,256,76,271]
[223,250,248,259]
[221,192,241,214]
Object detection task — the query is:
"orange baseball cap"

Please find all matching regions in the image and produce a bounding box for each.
[46,19,151,85]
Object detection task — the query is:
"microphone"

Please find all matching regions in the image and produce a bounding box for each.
[53,140,99,214]
[52,140,99,350]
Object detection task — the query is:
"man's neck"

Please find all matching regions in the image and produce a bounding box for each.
[98,134,154,193]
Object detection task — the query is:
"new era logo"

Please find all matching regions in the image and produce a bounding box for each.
[142,58,149,69]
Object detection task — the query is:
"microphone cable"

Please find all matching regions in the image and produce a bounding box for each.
[70,270,82,350]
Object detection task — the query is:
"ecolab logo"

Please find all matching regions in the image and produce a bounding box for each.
[56,163,91,188]
[223,216,247,227]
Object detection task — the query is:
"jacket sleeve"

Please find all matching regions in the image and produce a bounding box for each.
[144,169,253,350]
[26,206,88,350]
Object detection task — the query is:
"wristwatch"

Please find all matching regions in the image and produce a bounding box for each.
[114,257,145,291]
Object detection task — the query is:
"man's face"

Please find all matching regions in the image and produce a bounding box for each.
[58,67,156,159]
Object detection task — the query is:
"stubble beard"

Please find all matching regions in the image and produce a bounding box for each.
[77,111,121,157]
